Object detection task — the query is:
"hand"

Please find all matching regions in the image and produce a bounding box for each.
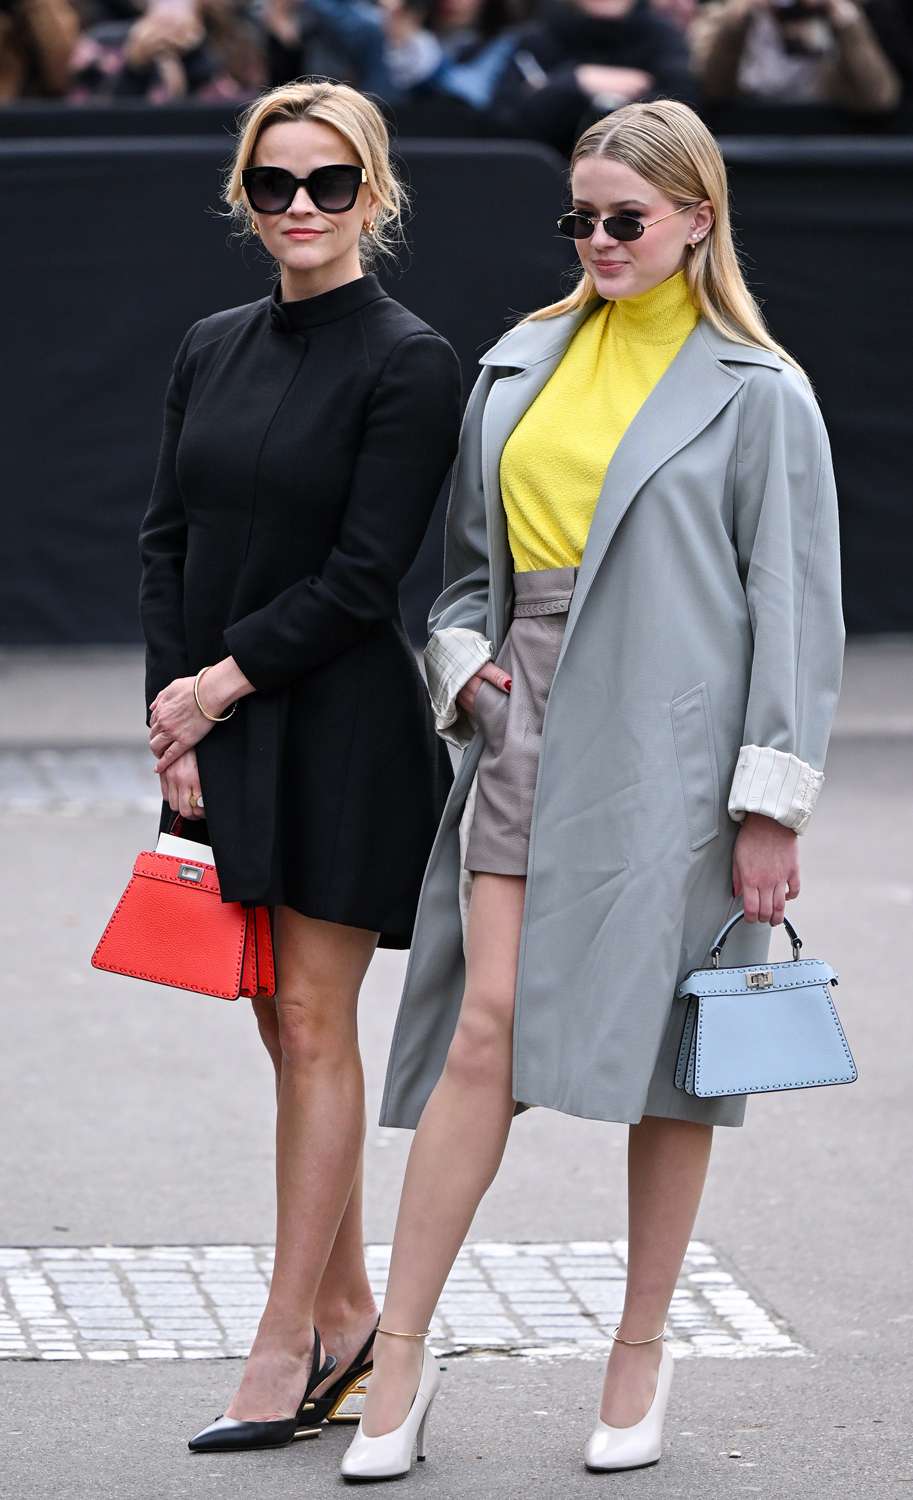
[456,660,512,717]
[159,747,205,821]
[148,675,214,772]
[262,0,300,43]
[821,0,861,27]
[575,64,654,101]
[149,657,253,774]
[732,812,800,925]
[125,4,204,65]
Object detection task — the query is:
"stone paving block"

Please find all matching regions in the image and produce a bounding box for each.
[0,1242,806,1362]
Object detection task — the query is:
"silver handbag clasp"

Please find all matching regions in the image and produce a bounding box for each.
[746,968,773,988]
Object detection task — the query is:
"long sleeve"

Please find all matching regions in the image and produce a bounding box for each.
[728,367,845,834]
[830,6,902,112]
[689,0,751,102]
[138,322,198,718]
[223,331,462,694]
[424,367,497,747]
[20,0,81,95]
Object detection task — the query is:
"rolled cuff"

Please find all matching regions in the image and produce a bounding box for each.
[728,744,825,835]
[423,626,493,748]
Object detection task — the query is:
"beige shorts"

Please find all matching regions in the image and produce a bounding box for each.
[464,565,577,877]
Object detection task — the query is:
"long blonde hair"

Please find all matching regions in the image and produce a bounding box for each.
[525,99,803,374]
[223,78,406,269]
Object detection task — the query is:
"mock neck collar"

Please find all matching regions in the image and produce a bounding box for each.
[268,273,386,334]
[605,269,698,346]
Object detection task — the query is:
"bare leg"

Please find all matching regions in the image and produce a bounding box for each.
[249,997,378,1387]
[226,909,380,1420]
[598,1116,713,1426]
[360,872,526,1437]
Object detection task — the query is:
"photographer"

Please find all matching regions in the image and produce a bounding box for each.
[691,0,905,112]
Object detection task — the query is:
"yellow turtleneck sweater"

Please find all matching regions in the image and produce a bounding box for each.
[500,269,699,572]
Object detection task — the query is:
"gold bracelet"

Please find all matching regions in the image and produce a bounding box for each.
[193,666,237,723]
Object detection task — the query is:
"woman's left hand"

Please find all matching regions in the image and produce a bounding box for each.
[148,676,214,772]
[732,812,800,926]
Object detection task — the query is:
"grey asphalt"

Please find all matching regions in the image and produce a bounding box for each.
[1,639,912,1499]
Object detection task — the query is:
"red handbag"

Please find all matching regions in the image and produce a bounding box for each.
[91,825,275,1001]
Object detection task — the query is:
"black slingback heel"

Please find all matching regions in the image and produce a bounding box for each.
[188,1328,337,1453]
[307,1316,380,1427]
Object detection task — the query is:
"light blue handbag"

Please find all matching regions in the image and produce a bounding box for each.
[674,909,857,1099]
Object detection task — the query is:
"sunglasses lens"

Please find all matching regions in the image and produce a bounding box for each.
[308,165,363,212]
[604,216,643,242]
[557,214,593,240]
[244,168,296,214]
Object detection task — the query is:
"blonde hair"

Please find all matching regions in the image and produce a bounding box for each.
[524,99,804,374]
[224,78,406,268]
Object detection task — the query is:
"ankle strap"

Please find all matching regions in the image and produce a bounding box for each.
[611,1324,666,1345]
[376,1326,428,1341]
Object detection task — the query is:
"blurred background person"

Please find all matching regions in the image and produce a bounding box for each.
[68,0,268,101]
[691,0,909,114]
[647,0,695,33]
[491,0,697,154]
[0,0,80,99]
[259,0,523,114]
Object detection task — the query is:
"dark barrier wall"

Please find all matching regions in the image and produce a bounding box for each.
[1,135,911,645]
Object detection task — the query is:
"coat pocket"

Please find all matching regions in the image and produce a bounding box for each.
[472,678,509,748]
[670,682,720,850]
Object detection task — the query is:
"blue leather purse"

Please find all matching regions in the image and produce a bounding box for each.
[674,909,857,1098]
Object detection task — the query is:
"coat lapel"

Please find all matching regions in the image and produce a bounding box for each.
[477,308,785,664]
[557,321,747,662]
[478,306,592,643]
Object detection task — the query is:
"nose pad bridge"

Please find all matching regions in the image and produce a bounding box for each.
[590,224,620,250]
[289,184,317,215]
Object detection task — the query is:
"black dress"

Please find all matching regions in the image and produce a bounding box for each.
[139,273,462,948]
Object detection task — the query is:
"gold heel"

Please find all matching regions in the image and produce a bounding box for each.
[326,1370,372,1424]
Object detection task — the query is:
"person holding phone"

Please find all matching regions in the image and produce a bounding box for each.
[138,77,461,1454]
[691,0,905,111]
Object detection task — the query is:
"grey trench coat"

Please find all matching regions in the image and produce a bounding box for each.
[379,303,845,1130]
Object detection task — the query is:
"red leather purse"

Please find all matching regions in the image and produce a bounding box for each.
[91,826,275,1001]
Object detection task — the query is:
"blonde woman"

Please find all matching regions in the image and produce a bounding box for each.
[342,99,844,1480]
[138,79,461,1451]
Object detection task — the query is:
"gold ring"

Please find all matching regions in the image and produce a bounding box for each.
[189,791,199,809]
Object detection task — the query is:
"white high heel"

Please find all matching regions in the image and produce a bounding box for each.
[340,1334,440,1482]
[584,1335,674,1472]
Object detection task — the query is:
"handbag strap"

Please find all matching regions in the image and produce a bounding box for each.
[710,907,802,967]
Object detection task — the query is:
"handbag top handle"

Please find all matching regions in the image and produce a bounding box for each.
[710,907,802,968]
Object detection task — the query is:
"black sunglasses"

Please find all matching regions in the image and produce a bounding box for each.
[242,163,367,216]
[556,204,693,242]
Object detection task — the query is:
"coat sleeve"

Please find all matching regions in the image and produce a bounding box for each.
[423,366,497,748]
[728,366,845,834]
[222,331,462,694]
[138,321,199,721]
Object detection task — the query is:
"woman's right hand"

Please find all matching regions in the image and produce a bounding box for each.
[159,746,205,821]
[456,662,512,718]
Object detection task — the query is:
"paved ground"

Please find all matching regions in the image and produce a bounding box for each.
[1,640,911,1498]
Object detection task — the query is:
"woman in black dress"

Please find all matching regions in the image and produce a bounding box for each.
[138,78,461,1450]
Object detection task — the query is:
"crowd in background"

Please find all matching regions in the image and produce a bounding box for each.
[2,0,912,147]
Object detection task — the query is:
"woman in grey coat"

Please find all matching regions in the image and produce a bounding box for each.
[342,99,844,1480]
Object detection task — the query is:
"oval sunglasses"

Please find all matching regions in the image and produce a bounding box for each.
[242,164,368,216]
[556,202,696,242]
